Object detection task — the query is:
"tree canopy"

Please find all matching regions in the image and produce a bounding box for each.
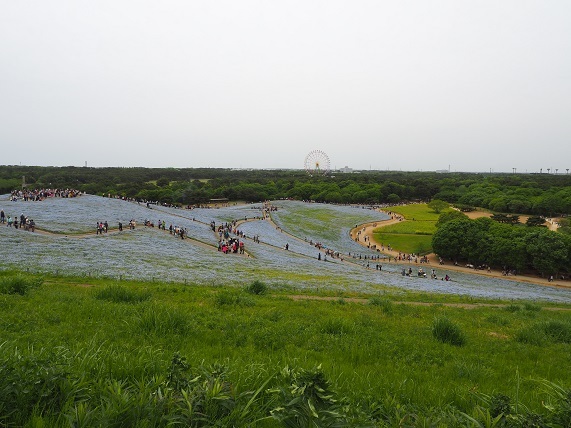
[1,166,570,218]
[433,216,571,276]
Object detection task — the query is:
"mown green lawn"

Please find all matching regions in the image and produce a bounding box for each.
[373,232,433,254]
[373,204,451,254]
[1,271,570,426]
[388,203,450,221]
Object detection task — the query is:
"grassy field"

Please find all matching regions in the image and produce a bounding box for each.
[1,271,570,426]
[388,204,449,221]
[373,203,450,254]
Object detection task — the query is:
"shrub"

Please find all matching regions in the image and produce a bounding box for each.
[517,321,571,345]
[245,280,267,295]
[538,380,571,427]
[270,365,348,426]
[543,321,571,344]
[432,317,466,346]
[164,354,237,424]
[504,304,521,313]
[515,325,545,346]
[490,393,511,418]
[94,284,151,303]
[523,303,541,312]
[0,275,43,295]
[369,297,393,314]
[0,348,67,424]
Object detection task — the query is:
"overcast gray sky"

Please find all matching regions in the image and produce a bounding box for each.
[1,1,570,172]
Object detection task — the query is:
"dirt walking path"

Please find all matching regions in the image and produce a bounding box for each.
[16,222,245,256]
[351,211,571,290]
[284,294,571,311]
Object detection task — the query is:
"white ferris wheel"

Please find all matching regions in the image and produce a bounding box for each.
[304,150,331,176]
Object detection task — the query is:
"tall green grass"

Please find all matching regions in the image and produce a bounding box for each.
[1,272,571,426]
[94,284,152,303]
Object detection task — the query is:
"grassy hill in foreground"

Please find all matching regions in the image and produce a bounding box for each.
[1,272,570,426]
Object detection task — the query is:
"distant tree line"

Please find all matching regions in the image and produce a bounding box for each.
[433,213,571,277]
[1,166,570,216]
[3,165,570,276]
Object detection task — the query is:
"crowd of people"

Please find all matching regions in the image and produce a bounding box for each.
[9,188,81,201]
[210,221,246,254]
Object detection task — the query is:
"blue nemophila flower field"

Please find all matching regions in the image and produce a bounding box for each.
[271,200,390,257]
[1,194,571,302]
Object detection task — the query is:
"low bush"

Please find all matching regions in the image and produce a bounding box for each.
[431,316,466,346]
[517,321,571,345]
[523,302,541,312]
[543,321,571,344]
[0,275,43,295]
[369,296,393,314]
[504,304,521,312]
[490,393,511,418]
[245,280,267,295]
[516,325,545,346]
[0,348,67,424]
[270,365,348,426]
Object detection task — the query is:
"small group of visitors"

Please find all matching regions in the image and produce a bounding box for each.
[169,224,187,239]
[96,221,109,234]
[401,267,449,280]
[1,210,35,231]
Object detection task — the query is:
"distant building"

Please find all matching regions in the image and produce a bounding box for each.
[339,166,354,173]
[435,169,450,173]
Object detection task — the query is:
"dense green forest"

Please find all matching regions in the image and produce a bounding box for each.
[2,166,571,216]
[433,214,571,277]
